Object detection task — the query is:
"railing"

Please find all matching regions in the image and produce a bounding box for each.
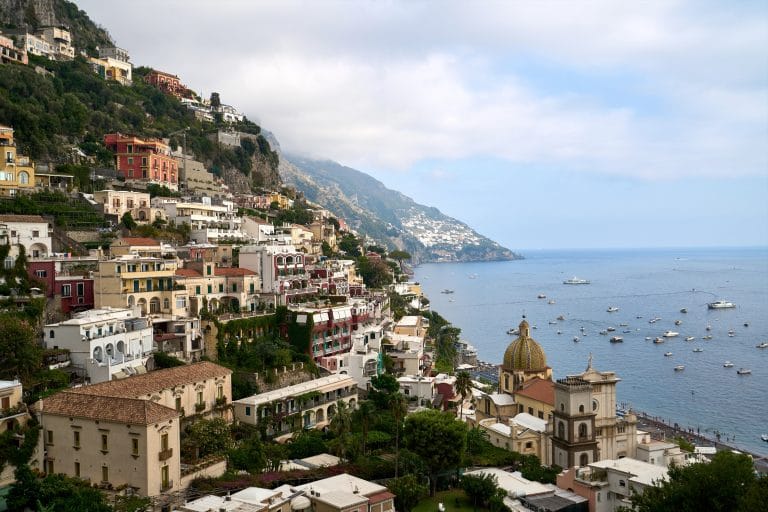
[194,402,206,413]
[215,396,227,407]
[158,448,173,461]
[160,480,173,491]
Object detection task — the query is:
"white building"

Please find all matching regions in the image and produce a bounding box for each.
[0,214,52,260]
[239,244,314,304]
[397,375,435,407]
[153,197,247,243]
[44,307,154,383]
[318,333,381,390]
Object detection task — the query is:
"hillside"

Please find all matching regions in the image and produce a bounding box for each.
[281,154,521,263]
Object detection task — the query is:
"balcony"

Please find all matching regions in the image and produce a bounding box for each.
[194,402,206,413]
[215,396,227,407]
[158,448,173,461]
[160,480,174,492]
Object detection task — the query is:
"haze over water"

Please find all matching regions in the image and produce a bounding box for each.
[414,247,768,457]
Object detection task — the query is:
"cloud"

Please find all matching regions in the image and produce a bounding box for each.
[78,0,768,181]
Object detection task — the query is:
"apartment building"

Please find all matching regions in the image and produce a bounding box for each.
[239,244,315,305]
[27,258,95,313]
[110,237,170,258]
[0,125,36,197]
[154,197,246,244]
[104,133,179,190]
[37,391,180,496]
[37,26,75,60]
[0,33,27,65]
[175,260,261,314]
[145,69,187,98]
[234,374,357,436]
[44,307,154,383]
[293,473,395,512]
[93,190,156,223]
[89,55,132,85]
[0,214,52,260]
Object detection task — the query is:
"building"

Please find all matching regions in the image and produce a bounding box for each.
[0,33,28,65]
[174,153,224,198]
[36,391,180,496]
[89,55,132,85]
[293,473,395,512]
[174,261,261,314]
[239,244,315,304]
[110,237,169,258]
[479,412,550,460]
[93,190,156,223]
[397,375,436,408]
[27,258,96,314]
[12,31,52,58]
[318,332,381,390]
[154,197,246,244]
[103,133,179,190]
[234,374,358,437]
[467,468,587,512]
[500,319,553,394]
[145,69,187,98]
[0,125,36,196]
[44,307,154,383]
[37,26,75,60]
[99,46,130,63]
[0,214,51,259]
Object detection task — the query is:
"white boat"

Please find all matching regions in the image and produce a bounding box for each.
[675,320,682,326]
[599,330,608,335]
[573,336,580,342]
[693,348,703,353]
[674,365,685,371]
[702,335,713,340]
[563,277,590,285]
[685,336,695,341]
[537,294,546,299]
[441,289,454,294]
[607,327,616,332]
[737,368,752,375]
[607,306,619,313]
[610,336,623,343]
[663,330,679,338]
[761,434,768,442]
[723,361,734,368]
[708,300,736,309]
[756,342,768,349]
[653,337,665,344]
[549,320,557,325]
[507,328,520,335]
[706,325,712,331]
[619,323,629,327]
[548,300,556,305]
[645,336,652,341]
[664,352,673,357]
[557,315,566,321]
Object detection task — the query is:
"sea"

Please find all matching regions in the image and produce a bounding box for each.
[413,247,768,457]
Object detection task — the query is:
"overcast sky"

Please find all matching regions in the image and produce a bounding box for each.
[76,0,768,250]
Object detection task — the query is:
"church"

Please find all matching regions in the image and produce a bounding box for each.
[473,318,638,468]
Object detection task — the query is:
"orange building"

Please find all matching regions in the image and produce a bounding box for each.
[104,133,178,190]
[144,69,187,98]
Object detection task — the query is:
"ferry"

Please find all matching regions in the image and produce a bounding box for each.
[674,365,685,371]
[708,300,736,309]
[723,361,734,368]
[737,368,752,375]
[663,330,679,338]
[607,306,619,313]
[610,336,623,343]
[563,277,590,285]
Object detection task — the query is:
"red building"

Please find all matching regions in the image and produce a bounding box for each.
[144,69,187,98]
[104,133,178,190]
[28,260,94,314]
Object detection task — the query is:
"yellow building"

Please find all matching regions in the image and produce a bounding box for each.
[175,261,262,314]
[0,125,35,197]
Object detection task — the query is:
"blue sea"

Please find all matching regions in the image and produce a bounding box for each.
[413,247,768,457]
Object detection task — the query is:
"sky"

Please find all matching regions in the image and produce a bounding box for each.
[76,0,768,250]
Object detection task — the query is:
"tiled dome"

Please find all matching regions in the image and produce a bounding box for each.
[503,319,547,371]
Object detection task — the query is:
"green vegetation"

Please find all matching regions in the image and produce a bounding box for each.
[0,190,107,229]
[412,490,479,512]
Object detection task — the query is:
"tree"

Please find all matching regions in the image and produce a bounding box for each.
[0,314,42,385]
[228,437,265,474]
[389,474,428,512]
[455,371,472,420]
[369,373,400,409]
[461,473,500,511]
[329,400,354,460]
[354,400,377,455]
[628,450,763,512]
[184,418,232,459]
[390,393,408,478]
[404,409,468,495]
[121,211,137,230]
[357,256,393,288]
[338,233,362,257]
[389,250,412,262]
[153,351,186,368]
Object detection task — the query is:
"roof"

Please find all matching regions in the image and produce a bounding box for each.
[590,458,668,487]
[68,361,231,399]
[294,472,388,498]
[113,237,161,247]
[215,267,256,277]
[503,320,548,372]
[0,214,47,223]
[175,268,202,277]
[40,391,178,425]
[488,393,516,406]
[465,468,550,497]
[235,374,356,407]
[515,377,554,406]
[511,412,548,432]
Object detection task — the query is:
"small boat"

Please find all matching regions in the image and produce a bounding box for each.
[761,434,768,442]
[573,336,580,342]
[702,335,713,340]
[610,336,623,343]
[693,348,703,353]
[723,361,734,368]
[557,330,562,335]
[622,330,631,334]
[557,315,565,321]
[653,337,665,344]
[645,336,652,341]
[728,332,735,338]
[607,327,616,332]
[675,320,682,326]
[441,289,454,294]
[649,317,662,324]
[708,300,736,309]
[549,320,558,325]
[743,323,749,327]
[563,277,590,285]
[599,330,608,335]
[664,352,673,357]
[674,365,685,371]
[507,328,520,335]
[636,315,643,319]
[663,330,679,338]
[548,300,556,305]
[756,342,768,349]
[680,308,688,314]
[538,294,547,299]
[685,336,695,341]
[737,368,752,375]
[607,306,619,313]
[619,323,628,327]
[706,325,712,331]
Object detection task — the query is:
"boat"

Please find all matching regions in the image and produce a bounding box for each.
[599,330,608,335]
[549,320,558,325]
[663,330,679,338]
[557,330,562,335]
[653,337,665,344]
[675,320,682,326]
[756,342,768,349]
[645,336,652,341]
[744,322,749,327]
[685,336,695,341]
[708,300,736,309]
[619,323,629,327]
[441,289,454,294]
[563,277,590,285]
[737,368,752,375]
[607,306,619,313]
[607,327,616,332]
[664,352,673,357]
[728,332,735,338]
[538,294,547,299]
[573,336,580,342]
[649,317,662,324]
[507,328,520,336]
[610,336,623,343]
[680,308,688,313]
[548,300,556,305]
[622,330,631,334]
[702,335,713,340]
[693,348,703,353]
[761,434,768,442]
[706,325,712,331]
[557,315,565,321]
[723,361,734,368]
[674,365,685,371]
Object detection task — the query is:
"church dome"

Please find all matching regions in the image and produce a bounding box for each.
[503,319,548,371]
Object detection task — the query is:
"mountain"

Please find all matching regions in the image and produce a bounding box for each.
[280,153,521,264]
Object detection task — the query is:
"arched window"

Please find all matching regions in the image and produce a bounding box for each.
[18,171,29,184]
[558,421,566,440]
[579,404,585,413]
[504,374,510,390]
[93,346,103,362]
[49,330,55,339]
[579,423,588,438]
[580,453,589,467]
[560,403,565,412]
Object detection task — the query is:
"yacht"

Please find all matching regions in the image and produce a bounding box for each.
[441,289,454,294]
[702,335,713,340]
[607,306,619,313]
[685,336,695,342]
[607,327,616,332]
[645,336,652,341]
[653,337,665,344]
[708,300,736,309]
[664,352,673,357]
[693,348,703,353]
[663,330,679,338]
[675,320,682,326]
[563,277,590,285]
[674,365,685,371]
[723,361,734,368]
[549,320,558,325]
[610,336,623,343]
[761,434,768,442]
[737,368,752,375]
[756,342,768,349]
[538,294,547,299]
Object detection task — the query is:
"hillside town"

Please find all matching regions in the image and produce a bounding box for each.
[0,11,764,512]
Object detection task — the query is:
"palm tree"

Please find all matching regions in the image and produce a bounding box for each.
[389,392,408,478]
[330,399,353,460]
[455,371,473,421]
[356,400,376,455]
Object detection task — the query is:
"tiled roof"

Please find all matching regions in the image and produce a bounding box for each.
[515,377,554,405]
[0,214,47,223]
[69,361,231,399]
[41,391,178,425]
[215,267,256,277]
[114,237,161,246]
[175,268,202,277]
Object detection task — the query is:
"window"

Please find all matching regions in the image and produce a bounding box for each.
[207,285,212,294]
[62,284,71,297]
[46,459,54,474]
[161,465,170,489]
[32,230,39,237]
[217,385,223,399]
[619,479,626,488]
[161,433,169,451]
[218,283,223,293]
[197,391,203,405]
[195,285,201,295]
[579,423,588,438]
[77,283,84,296]
[74,461,80,477]
[102,465,109,483]
[245,406,251,416]
[525,441,533,449]
[18,171,29,184]
[1,397,9,409]
[4,257,13,269]
[73,431,80,447]
[101,434,108,452]
[49,330,55,339]
[35,269,47,278]
[579,404,585,413]
[176,296,187,309]
[175,397,182,411]
[163,298,170,310]
[132,438,139,456]
[232,283,237,292]
[46,430,53,444]
[127,157,133,165]
[127,143,133,153]
[206,265,212,276]
[528,407,534,415]
[141,157,147,166]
